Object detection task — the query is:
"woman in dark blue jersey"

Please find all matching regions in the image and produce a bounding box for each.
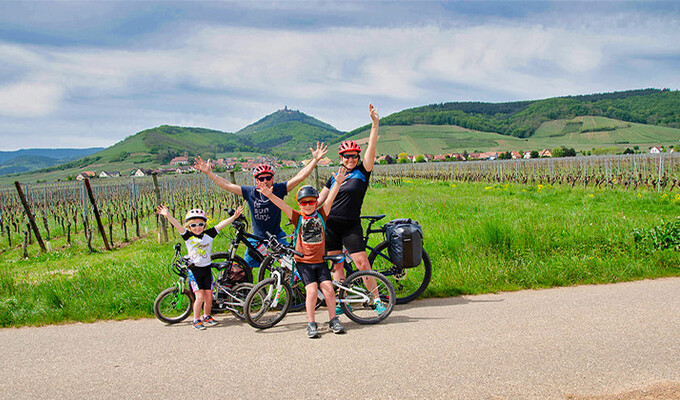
[317,104,383,313]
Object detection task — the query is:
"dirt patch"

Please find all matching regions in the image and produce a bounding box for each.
[567,382,680,400]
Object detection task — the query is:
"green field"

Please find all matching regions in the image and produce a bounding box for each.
[348,117,680,156]
[2,181,679,327]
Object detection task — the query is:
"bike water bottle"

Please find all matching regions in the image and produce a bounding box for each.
[256,243,267,256]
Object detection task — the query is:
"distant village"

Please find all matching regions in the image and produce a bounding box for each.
[74,146,673,181]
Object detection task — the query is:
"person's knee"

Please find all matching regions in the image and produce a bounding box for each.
[305,284,318,296]
[352,252,370,270]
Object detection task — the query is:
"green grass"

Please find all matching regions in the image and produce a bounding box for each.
[2,181,680,327]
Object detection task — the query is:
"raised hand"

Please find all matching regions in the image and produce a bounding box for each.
[193,156,212,174]
[257,182,273,197]
[369,103,379,124]
[334,166,347,185]
[157,205,169,218]
[310,142,328,161]
[233,205,243,218]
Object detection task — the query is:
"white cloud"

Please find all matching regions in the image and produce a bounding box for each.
[1,8,679,148]
[0,81,63,117]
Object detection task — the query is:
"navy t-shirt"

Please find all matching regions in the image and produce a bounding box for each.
[325,162,371,223]
[241,182,288,237]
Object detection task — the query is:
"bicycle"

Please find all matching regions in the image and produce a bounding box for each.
[153,243,255,324]
[258,214,432,305]
[244,233,396,329]
[362,214,432,305]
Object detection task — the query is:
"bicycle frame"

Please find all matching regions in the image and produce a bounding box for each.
[227,220,268,263]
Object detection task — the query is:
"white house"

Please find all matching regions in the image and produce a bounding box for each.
[99,171,120,178]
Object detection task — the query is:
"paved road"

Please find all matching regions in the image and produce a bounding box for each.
[1,278,679,400]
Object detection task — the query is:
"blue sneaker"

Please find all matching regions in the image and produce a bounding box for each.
[374,299,386,316]
[335,305,344,316]
[192,319,206,331]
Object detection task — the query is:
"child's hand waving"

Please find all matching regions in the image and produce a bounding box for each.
[257,183,274,198]
[233,205,243,218]
[334,167,347,185]
[157,205,170,218]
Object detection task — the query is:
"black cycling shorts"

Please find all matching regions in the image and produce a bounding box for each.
[297,262,332,286]
[325,218,365,253]
[188,266,213,291]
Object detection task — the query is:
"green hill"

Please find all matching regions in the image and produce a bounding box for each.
[0,126,258,184]
[343,88,680,140]
[237,108,344,159]
[0,155,62,176]
[345,118,680,156]
[237,107,340,135]
[4,89,680,184]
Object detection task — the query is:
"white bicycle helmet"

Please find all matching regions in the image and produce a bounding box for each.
[184,208,207,222]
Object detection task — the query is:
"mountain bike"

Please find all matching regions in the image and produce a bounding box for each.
[208,210,266,284]
[257,214,432,305]
[244,234,396,329]
[153,243,254,324]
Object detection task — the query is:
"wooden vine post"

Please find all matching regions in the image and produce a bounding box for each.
[152,172,168,244]
[83,178,112,251]
[14,181,47,253]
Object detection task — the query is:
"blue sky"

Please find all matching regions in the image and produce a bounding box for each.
[0,1,678,151]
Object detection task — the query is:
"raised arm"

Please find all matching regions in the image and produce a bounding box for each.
[157,205,186,234]
[317,186,330,208]
[363,104,380,172]
[214,205,243,231]
[286,142,328,192]
[194,156,243,196]
[322,167,346,215]
[258,182,294,220]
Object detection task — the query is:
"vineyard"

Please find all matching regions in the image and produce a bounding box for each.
[367,153,680,191]
[1,153,679,257]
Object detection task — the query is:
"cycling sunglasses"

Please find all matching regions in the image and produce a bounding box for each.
[189,222,205,228]
[256,175,273,182]
[341,153,359,160]
[298,200,317,206]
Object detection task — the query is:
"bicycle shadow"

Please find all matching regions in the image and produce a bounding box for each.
[394,295,504,312]
[156,314,246,330]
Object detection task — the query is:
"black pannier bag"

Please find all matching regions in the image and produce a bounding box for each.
[384,218,423,268]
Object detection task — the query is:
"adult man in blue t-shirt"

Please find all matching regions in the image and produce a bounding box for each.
[194,142,328,269]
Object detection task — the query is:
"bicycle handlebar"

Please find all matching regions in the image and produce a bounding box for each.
[265,232,304,258]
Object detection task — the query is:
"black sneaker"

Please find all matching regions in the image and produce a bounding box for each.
[328,316,345,334]
[307,322,319,338]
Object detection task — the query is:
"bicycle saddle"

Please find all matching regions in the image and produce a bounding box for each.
[212,262,231,270]
[360,214,386,222]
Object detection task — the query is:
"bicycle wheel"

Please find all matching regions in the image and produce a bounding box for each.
[243,276,292,329]
[258,257,321,312]
[153,286,194,324]
[229,282,254,321]
[338,270,395,325]
[368,241,432,305]
[211,253,253,284]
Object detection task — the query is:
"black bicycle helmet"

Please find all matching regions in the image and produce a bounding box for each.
[296,185,319,202]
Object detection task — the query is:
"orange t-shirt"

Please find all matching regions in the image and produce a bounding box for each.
[290,209,327,264]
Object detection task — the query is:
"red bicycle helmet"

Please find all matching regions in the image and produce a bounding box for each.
[184,208,207,222]
[252,163,274,177]
[338,140,361,154]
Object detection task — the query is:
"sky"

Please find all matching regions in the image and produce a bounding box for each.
[0,1,679,151]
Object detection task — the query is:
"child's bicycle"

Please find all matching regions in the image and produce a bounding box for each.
[258,214,432,305]
[210,209,310,312]
[243,233,396,329]
[153,243,255,324]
